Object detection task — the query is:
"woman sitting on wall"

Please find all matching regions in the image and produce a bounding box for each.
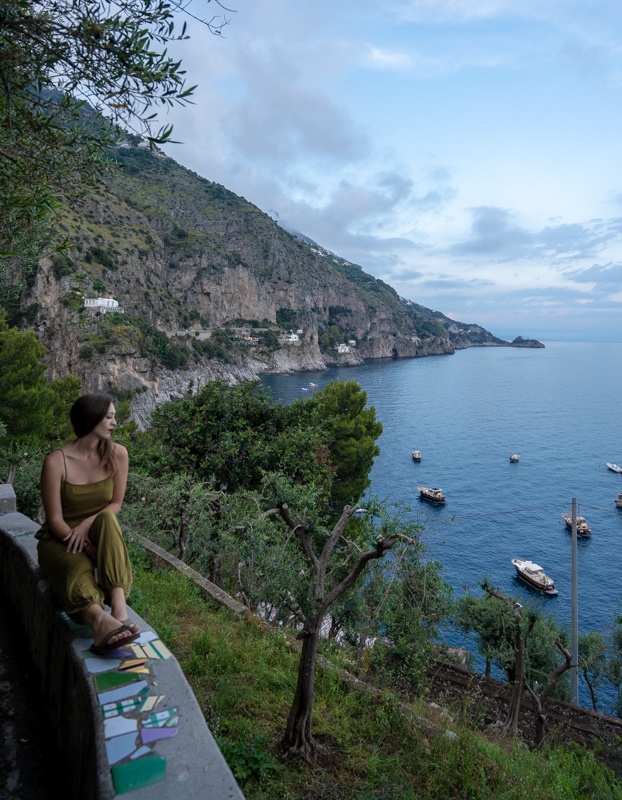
[37,393,139,654]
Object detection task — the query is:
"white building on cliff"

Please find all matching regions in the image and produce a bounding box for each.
[84,298,124,314]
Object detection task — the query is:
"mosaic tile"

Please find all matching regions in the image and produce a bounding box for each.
[119,657,149,672]
[104,716,138,739]
[83,656,122,674]
[105,731,139,765]
[111,754,166,795]
[138,695,165,713]
[143,708,178,728]
[141,726,179,745]
[97,680,149,706]
[130,746,152,760]
[94,671,142,692]
[131,639,171,660]
[166,716,179,727]
[135,630,158,644]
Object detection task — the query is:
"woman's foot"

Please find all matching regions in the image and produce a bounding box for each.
[109,587,140,636]
[117,618,140,636]
[88,610,138,652]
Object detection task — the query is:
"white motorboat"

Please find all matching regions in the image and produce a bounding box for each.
[607,463,622,474]
[509,453,520,463]
[411,450,422,462]
[511,559,558,596]
[562,512,591,537]
[417,486,445,503]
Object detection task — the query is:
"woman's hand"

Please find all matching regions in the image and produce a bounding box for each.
[63,521,92,554]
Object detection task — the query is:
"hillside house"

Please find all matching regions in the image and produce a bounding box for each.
[84,298,124,314]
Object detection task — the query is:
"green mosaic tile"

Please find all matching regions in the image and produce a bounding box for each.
[94,671,142,691]
[111,754,166,794]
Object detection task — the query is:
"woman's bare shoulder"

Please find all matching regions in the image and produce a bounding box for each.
[113,443,129,462]
[42,449,64,474]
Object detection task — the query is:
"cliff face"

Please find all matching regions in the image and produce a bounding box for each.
[20,138,536,421]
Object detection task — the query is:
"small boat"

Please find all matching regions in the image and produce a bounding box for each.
[417,486,445,503]
[607,463,622,474]
[509,453,520,463]
[615,492,622,509]
[511,559,558,596]
[411,450,422,462]
[562,512,591,537]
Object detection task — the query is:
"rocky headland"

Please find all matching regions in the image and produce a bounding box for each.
[18,137,543,423]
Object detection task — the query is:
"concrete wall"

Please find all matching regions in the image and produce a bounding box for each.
[0,484,244,800]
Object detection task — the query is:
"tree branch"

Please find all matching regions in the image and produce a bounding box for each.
[278,503,319,576]
[321,536,396,613]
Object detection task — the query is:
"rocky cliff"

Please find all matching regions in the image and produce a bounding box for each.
[18,137,540,421]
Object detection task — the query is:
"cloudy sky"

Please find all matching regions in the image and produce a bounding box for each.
[158,0,622,342]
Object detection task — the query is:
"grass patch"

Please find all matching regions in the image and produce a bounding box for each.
[128,554,622,800]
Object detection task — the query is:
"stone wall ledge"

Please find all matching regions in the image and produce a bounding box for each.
[0,484,244,800]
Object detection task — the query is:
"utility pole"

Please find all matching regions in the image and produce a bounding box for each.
[571,497,579,704]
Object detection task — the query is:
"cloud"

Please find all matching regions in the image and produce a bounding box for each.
[396,0,522,22]
[563,261,622,285]
[450,207,532,257]
[223,47,369,165]
[365,46,415,71]
[447,209,622,264]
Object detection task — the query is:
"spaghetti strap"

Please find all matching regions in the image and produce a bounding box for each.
[58,449,68,483]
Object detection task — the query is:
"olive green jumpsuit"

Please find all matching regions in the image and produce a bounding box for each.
[36,452,133,623]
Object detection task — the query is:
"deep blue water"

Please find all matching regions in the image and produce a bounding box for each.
[261,342,622,708]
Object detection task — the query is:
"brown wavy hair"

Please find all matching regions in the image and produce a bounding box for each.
[69,393,117,475]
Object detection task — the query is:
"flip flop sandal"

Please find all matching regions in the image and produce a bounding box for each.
[120,618,140,635]
[90,623,140,656]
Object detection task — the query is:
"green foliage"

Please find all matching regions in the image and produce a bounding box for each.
[275,308,298,329]
[51,252,77,278]
[191,337,230,363]
[579,630,608,712]
[0,309,80,440]
[305,381,382,510]
[605,615,622,717]
[375,543,452,692]
[257,328,280,350]
[216,736,283,786]
[140,381,330,494]
[454,588,570,699]
[85,245,116,270]
[82,313,189,368]
[0,442,47,517]
[0,0,228,261]
[130,565,622,800]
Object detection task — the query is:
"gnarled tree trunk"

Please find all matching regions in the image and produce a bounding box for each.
[281,623,322,761]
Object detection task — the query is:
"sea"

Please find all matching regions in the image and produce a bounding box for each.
[261,341,622,711]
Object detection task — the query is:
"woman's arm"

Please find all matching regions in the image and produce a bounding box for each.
[40,451,73,543]
[106,443,129,515]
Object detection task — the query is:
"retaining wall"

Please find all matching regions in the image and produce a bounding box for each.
[0,484,245,800]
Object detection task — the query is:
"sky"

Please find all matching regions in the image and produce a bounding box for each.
[157,0,622,342]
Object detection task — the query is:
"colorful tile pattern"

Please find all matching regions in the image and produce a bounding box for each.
[63,611,180,796]
[111,754,166,794]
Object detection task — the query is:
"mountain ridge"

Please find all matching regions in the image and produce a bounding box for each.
[19,137,542,423]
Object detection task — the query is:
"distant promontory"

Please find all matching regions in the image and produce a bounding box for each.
[509,336,545,348]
